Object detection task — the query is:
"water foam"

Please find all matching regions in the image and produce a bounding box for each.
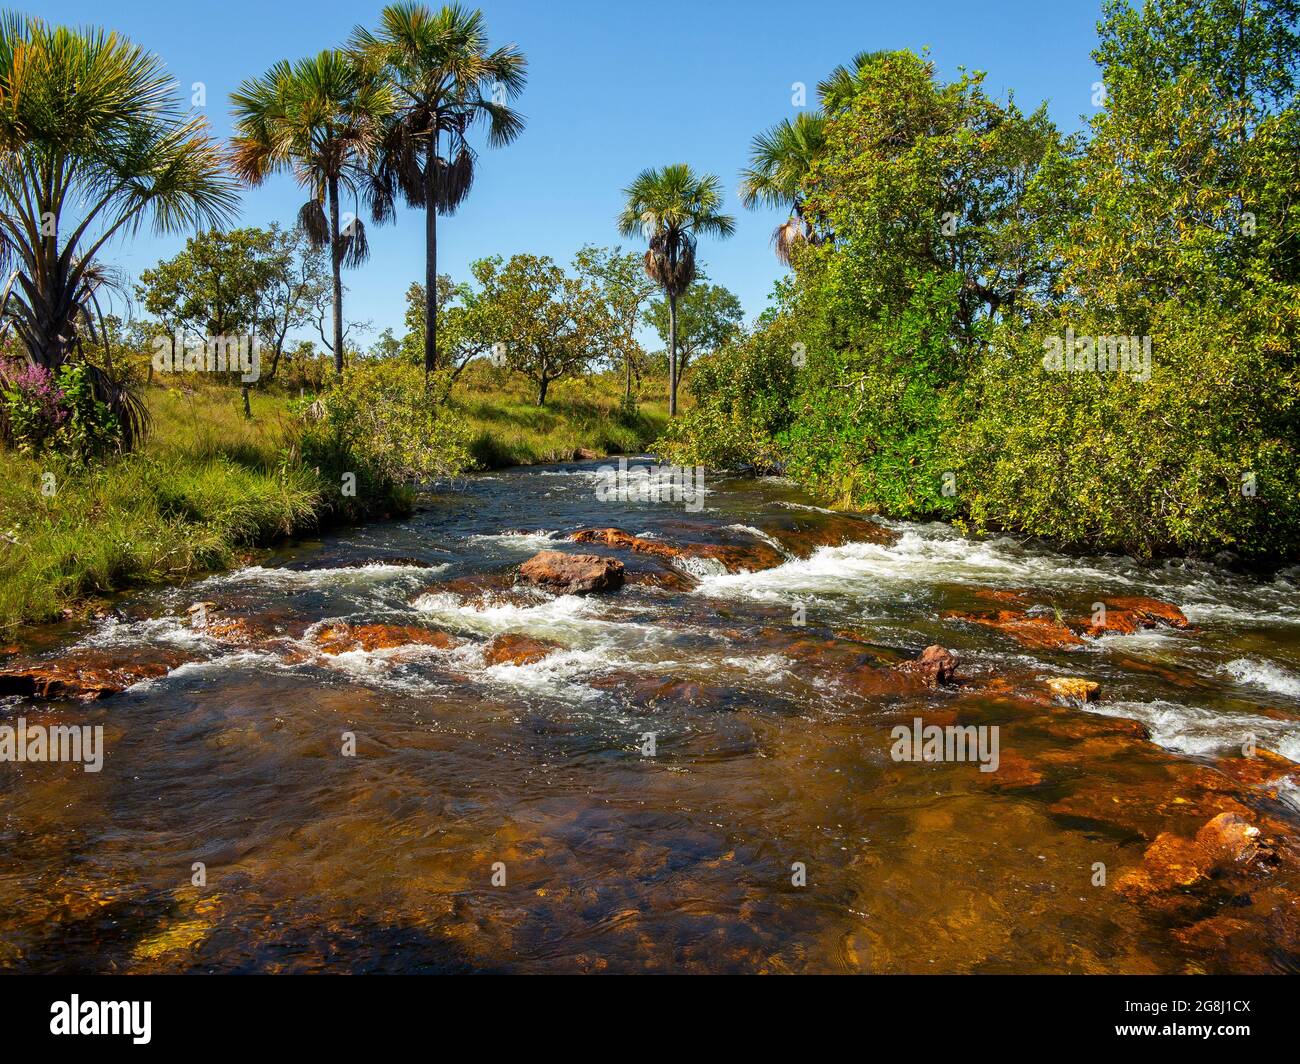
[1222,658,1300,698]
[1086,699,1300,762]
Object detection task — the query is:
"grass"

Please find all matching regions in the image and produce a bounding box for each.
[451,363,669,466]
[0,366,673,631]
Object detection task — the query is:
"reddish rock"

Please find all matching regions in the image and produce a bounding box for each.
[1212,749,1300,795]
[312,623,460,655]
[482,634,560,667]
[688,541,786,574]
[570,527,681,562]
[570,526,784,575]
[1105,596,1190,629]
[0,648,191,700]
[846,648,959,697]
[1195,811,1264,868]
[897,645,958,686]
[942,609,1085,651]
[1118,812,1265,898]
[518,551,624,594]
[985,751,1045,789]
[1074,596,1191,637]
[1044,677,1100,703]
[971,588,1031,606]
[198,616,275,646]
[625,566,699,592]
[413,573,533,609]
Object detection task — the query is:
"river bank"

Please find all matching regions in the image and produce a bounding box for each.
[0,460,1297,972]
[0,378,666,632]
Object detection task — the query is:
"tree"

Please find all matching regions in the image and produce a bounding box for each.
[257,226,330,381]
[231,49,393,375]
[739,111,828,264]
[646,277,744,380]
[0,14,236,445]
[137,228,274,351]
[617,164,735,416]
[574,244,657,405]
[467,254,608,406]
[400,275,495,385]
[351,3,527,384]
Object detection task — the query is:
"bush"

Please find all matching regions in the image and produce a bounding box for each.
[0,360,124,458]
[299,360,473,500]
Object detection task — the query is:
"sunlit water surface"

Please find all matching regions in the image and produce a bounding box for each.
[2,461,1298,972]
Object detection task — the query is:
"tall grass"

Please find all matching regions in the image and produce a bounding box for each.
[0,384,323,630]
[0,369,673,630]
[452,363,670,467]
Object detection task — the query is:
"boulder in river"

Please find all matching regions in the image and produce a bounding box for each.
[570,527,680,562]
[846,645,961,697]
[1117,811,1266,898]
[750,510,900,557]
[569,526,785,574]
[1044,677,1100,703]
[897,645,958,686]
[518,550,624,594]
[1076,595,1191,636]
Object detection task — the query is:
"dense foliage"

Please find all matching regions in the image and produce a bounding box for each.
[665,0,1300,559]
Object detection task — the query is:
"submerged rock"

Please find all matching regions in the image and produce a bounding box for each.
[312,623,460,655]
[1118,811,1266,899]
[518,550,624,594]
[942,609,1085,651]
[482,634,560,667]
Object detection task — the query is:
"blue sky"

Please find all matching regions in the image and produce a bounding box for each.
[42,0,1106,348]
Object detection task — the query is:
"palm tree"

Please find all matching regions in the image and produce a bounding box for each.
[350,3,527,384]
[617,164,735,417]
[817,50,889,113]
[232,50,393,375]
[738,111,827,265]
[0,14,237,443]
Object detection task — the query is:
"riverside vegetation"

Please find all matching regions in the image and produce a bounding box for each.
[1,0,1299,978]
[663,0,1300,562]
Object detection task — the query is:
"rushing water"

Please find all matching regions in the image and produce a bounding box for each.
[2,460,1299,973]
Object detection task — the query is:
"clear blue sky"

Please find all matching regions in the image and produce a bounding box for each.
[42,0,1106,347]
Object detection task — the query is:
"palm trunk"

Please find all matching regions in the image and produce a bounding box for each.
[424,140,438,387]
[328,176,344,376]
[668,292,679,418]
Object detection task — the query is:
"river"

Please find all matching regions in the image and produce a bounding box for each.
[1,459,1298,973]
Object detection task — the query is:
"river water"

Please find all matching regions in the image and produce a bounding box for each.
[2,459,1298,973]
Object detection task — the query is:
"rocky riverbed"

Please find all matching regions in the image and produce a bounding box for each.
[1,460,1297,972]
